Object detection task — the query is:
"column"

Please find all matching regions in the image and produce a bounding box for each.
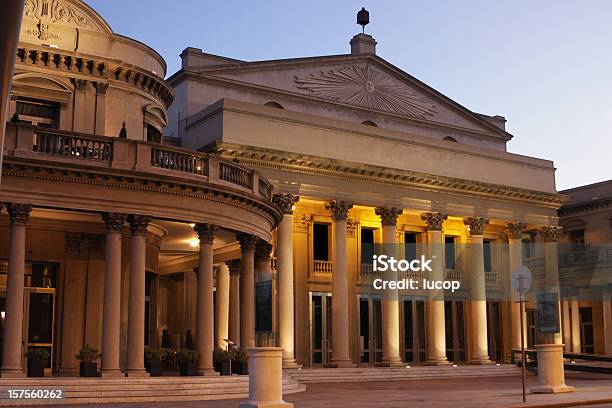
[464,217,492,364]
[72,79,87,132]
[375,206,403,366]
[60,233,86,375]
[228,260,241,345]
[505,222,525,352]
[238,234,258,350]
[570,296,581,353]
[100,212,126,377]
[273,193,300,368]
[215,263,230,350]
[542,226,563,345]
[195,223,218,375]
[93,82,108,135]
[125,215,151,377]
[0,204,31,377]
[325,200,354,367]
[602,292,612,356]
[562,298,572,351]
[421,212,449,365]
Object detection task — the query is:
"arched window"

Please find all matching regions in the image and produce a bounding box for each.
[264,101,284,109]
[361,120,377,127]
[443,136,458,142]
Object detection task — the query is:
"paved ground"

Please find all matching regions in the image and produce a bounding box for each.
[18,373,612,408]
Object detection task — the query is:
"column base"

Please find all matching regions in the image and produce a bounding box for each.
[377,359,405,367]
[531,385,575,394]
[0,369,25,378]
[100,369,124,378]
[197,369,220,376]
[282,358,302,369]
[424,358,451,366]
[470,356,494,365]
[125,369,149,378]
[326,359,355,368]
[239,402,294,408]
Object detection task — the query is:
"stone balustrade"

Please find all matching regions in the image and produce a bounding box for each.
[314,260,333,274]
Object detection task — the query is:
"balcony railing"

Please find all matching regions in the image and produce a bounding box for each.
[445,269,462,282]
[3,124,273,201]
[314,260,333,274]
[360,263,375,276]
[485,271,498,283]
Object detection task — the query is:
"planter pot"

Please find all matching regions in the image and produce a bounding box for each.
[220,361,232,376]
[148,360,163,377]
[79,362,97,377]
[27,360,45,377]
[232,361,248,375]
[179,361,197,376]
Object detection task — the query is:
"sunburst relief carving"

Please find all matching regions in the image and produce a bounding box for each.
[294,65,437,119]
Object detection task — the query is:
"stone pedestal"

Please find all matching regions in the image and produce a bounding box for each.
[531,344,574,394]
[238,347,294,408]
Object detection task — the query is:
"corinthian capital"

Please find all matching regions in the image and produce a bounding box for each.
[464,217,489,236]
[541,226,562,243]
[195,223,218,244]
[375,207,402,227]
[128,214,152,235]
[325,200,353,221]
[7,203,32,226]
[504,222,524,240]
[102,212,127,232]
[272,193,299,215]
[237,233,258,250]
[421,212,447,231]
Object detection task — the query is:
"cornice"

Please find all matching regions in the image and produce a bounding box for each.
[558,197,612,216]
[214,143,567,209]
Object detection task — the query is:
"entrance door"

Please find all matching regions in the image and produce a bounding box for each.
[402,298,427,363]
[310,292,332,366]
[486,301,503,362]
[23,288,56,374]
[445,300,467,362]
[579,307,594,353]
[358,295,382,365]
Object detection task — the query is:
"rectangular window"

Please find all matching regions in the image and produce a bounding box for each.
[445,236,456,270]
[404,232,417,261]
[255,280,272,332]
[483,239,492,273]
[313,223,329,261]
[361,228,375,264]
[522,232,537,259]
[16,98,60,128]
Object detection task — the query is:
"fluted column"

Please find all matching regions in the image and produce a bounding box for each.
[195,223,218,375]
[0,204,31,377]
[325,200,354,367]
[421,212,449,365]
[570,296,581,353]
[100,212,126,377]
[125,215,151,377]
[505,222,526,352]
[542,226,563,345]
[464,217,491,364]
[238,233,258,350]
[562,298,572,351]
[228,260,241,345]
[273,193,300,368]
[215,263,230,350]
[376,206,404,366]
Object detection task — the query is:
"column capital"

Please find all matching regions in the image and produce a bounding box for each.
[272,193,299,215]
[255,241,272,262]
[375,207,402,227]
[7,203,32,226]
[94,81,109,95]
[128,214,152,236]
[504,222,524,240]
[102,212,127,232]
[464,217,489,236]
[65,233,85,251]
[237,233,258,250]
[228,259,241,275]
[541,226,562,243]
[195,223,218,244]
[325,200,353,221]
[86,234,105,255]
[420,212,447,231]
[72,78,87,92]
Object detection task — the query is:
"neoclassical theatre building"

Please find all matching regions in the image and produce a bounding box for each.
[1,0,608,379]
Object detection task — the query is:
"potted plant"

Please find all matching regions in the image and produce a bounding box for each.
[76,345,99,377]
[161,329,171,349]
[144,346,166,377]
[26,348,49,377]
[233,349,249,375]
[213,349,233,376]
[177,349,198,376]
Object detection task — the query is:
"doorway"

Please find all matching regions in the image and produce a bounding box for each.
[310,292,332,366]
[445,300,467,362]
[358,295,382,365]
[401,298,427,363]
[486,301,503,362]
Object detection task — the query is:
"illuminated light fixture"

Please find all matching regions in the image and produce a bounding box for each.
[49,44,59,49]
[405,365,411,368]
[189,223,195,228]
[570,361,576,364]
[496,363,501,366]
[196,166,202,171]
[0,311,4,319]
[291,205,296,211]
[452,364,457,367]
[189,238,199,248]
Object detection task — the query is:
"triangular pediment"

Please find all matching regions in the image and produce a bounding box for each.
[188,54,510,138]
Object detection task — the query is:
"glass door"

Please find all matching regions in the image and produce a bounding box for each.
[402,298,427,363]
[310,292,332,366]
[358,295,382,365]
[445,300,467,362]
[486,301,503,362]
[23,288,56,375]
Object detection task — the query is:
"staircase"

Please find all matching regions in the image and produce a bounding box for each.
[0,375,305,405]
[285,364,522,383]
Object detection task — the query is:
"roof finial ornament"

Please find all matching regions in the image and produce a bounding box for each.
[357,7,370,34]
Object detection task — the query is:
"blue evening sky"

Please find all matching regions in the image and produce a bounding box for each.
[87,0,612,191]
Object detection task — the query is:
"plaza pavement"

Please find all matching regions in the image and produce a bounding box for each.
[16,372,612,408]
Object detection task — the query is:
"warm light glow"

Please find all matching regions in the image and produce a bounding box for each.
[196,166,202,171]
[189,238,199,248]
[0,311,4,320]
[291,205,296,211]
[452,364,457,367]
[405,365,411,368]
[189,223,195,228]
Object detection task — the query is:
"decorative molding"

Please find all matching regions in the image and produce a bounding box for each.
[237,233,258,250]
[375,206,402,227]
[504,222,524,240]
[421,212,447,231]
[292,213,312,233]
[294,65,437,119]
[94,81,109,95]
[464,217,488,236]
[272,193,299,215]
[102,212,126,232]
[541,226,562,243]
[24,0,108,33]
[347,218,360,237]
[72,78,87,92]
[325,200,353,221]
[255,241,272,262]
[7,203,32,226]
[228,259,241,275]
[128,214,152,236]
[194,223,218,244]
[64,232,84,251]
